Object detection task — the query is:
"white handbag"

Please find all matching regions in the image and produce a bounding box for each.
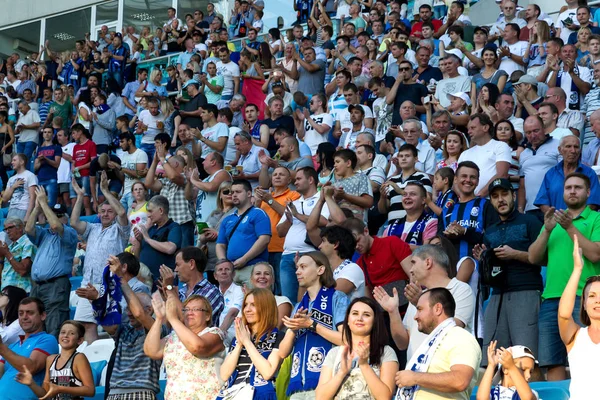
[221,366,255,400]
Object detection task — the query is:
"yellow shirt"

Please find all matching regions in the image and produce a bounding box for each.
[414,327,481,400]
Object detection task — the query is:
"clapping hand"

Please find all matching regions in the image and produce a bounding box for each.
[75,283,99,301]
[35,186,48,205]
[404,281,422,306]
[282,307,312,331]
[71,178,85,198]
[234,317,252,346]
[99,171,110,194]
[151,291,166,321]
[15,365,34,386]
[486,340,499,368]
[472,243,487,261]
[373,286,400,313]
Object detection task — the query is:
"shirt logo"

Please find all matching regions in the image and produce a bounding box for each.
[471,207,480,217]
[491,266,502,277]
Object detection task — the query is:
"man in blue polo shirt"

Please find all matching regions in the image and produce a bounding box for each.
[0,297,58,400]
[216,179,271,285]
[25,188,78,337]
[535,135,600,211]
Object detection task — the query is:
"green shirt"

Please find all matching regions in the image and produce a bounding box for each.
[50,98,73,129]
[543,206,600,299]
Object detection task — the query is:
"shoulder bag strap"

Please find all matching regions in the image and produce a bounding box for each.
[227,206,254,242]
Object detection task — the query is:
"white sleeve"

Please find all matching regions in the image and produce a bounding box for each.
[321,113,334,128]
[336,263,365,289]
[362,105,373,119]
[496,142,514,164]
[452,283,475,331]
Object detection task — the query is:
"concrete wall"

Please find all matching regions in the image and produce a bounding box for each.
[0,0,99,28]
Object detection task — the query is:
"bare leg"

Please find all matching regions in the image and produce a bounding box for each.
[83,322,99,344]
[83,196,93,216]
[546,366,567,381]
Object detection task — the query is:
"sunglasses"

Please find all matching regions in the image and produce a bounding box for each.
[222,189,231,195]
[399,67,412,71]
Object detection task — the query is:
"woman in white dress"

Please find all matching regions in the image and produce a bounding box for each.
[558,234,600,399]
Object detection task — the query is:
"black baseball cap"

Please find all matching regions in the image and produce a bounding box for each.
[52,203,68,216]
[488,178,513,194]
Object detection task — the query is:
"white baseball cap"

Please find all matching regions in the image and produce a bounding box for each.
[447,92,471,106]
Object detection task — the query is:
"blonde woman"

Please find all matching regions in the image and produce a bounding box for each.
[135,68,168,100]
[160,97,180,145]
[201,181,235,271]
[279,43,298,94]
[249,262,293,329]
[524,20,549,78]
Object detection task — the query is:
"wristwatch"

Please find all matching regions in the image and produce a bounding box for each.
[308,320,318,332]
[166,285,174,291]
[267,199,274,206]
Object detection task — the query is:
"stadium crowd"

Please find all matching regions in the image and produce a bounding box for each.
[0,0,599,398]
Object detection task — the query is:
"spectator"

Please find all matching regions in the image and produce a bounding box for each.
[145,142,195,247]
[234,131,261,187]
[458,114,512,197]
[534,135,600,211]
[491,93,525,141]
[548,44,591,112]
[114,132,148,209]
[319,225,365,300]
[4,153,38,222]
[388,119,436,178]
[90,94,116,155]
[529,172,600,380]
[518,116,562,221]
[439,161,498,259]
[0,217,35,293]
[387,61,428,126]
[375,245,474,360]
[70,124,97,216]
[545,87,584,137]
[219,289,283,398]
[107,34,129,87]
[434,55,472,108]
[279,251,348,398]
[296,93,333,156]
[214,259,243,344]
[33,127,61,207]
[15,101,40,167]
[136,97,165,162]
[316,297,398,399]
[538,102,572,140]
[216,47,240,101]
[0,286,27,344]
[394,288,481,398]
[70,174,129,343]
[190,151,231,223]
[132,195,181,278]
[121,68,147,118]
[582,61,600,145]
[473,178,543,365]
[291,47,326,95]
[145,292,226,399]
[25,189,77,336]
[47,87,72,131]
[0,298,59,399]
[263,96,295,156]
[196,103,229,156]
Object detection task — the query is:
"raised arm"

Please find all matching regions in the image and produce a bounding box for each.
[99,171,128,226]
[144,292,168,360]
[69,178,88,235]
[559,234,585,350]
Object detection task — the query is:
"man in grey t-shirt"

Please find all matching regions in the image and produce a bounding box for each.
[293,47,326,95]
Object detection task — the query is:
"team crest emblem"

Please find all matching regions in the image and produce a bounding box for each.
[307,347,326,372]
[471,207,479,217]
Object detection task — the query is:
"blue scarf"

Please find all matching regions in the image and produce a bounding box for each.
[490,386,522,400]
[91,266,123,326]
[220,329,280,400]
[556,64,580,110]
[387,211,433,246]
[287,286,336,395]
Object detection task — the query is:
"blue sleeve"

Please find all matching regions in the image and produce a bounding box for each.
[168,224,183,249]
[299,142,312,158]
[54,146,62,157]
[158,86,168,97]
[216,217,230,245]
[61,226,79,247]
[34,334,59,356]
[29,226,47,247]
[533,170,551,207]
[587,168,600,206]
[332,291,349,328]
[253,210,272,237]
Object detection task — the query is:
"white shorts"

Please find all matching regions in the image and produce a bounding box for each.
[73,292,98,324]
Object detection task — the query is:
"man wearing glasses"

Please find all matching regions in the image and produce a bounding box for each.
[543,87,584,137]
[0,217,35,294]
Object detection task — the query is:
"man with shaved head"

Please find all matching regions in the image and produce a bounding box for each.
[544,87,584,137]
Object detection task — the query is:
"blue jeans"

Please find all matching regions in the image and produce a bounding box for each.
[39,179,58,207]
[538,296,582,367]
[269,252,282,296]
[140,143,155,166]
[279,253,302,302]
[69,176,91,198]
[120,191,134,211]
[17,141,37,172]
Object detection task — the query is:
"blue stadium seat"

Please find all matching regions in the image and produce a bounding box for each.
[470,380,571,400]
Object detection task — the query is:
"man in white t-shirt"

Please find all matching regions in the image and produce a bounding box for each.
[497,23,528,77]
[434,55,471,108]
[3,154,38,222]
[216,48,240,101]
[458,113,512,197]
[489,0,526,41]
[333,83,374,138]
[115,132,148,209]
[276,167,330,300]
[136,97,165,155]
[15,101,41,167]
[319,225,365,301]
[297,93,333,156]
[556,0,579,43]
[217,108,242,165]
[196,104,229,156]
[547,44,591,112]
[373,244,475,361]
[56,129,75,206]
[538,103,572,141]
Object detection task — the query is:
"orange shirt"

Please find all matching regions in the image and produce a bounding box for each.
[260,188,301,252]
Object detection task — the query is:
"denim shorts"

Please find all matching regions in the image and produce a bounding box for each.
[69,176,91,199]
[538,296,582,367]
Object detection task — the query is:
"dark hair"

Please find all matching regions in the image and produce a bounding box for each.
[179,246,208,273]
[202,104,219,118]
[447,25,464,39]
[154,133,172,150]
[357,144,376,159]
[342,297,388,366]
[505,22,521,37]
[268,28,281,41]
[117,252,141,276]
[470,113,494,134]
[423,287,456,317]
[456,161,480,177]
[323,25,334,38]
[581,275,600,326]
[493,119,518,150]
[297,167,318,187]
[336,35,350,46]
[422,21,434,31]
[60,320,86,339]
[218,107,234,123]
[565,172,591,190]
[320,226,357,259]
[343,82,359,93]
[427,234,458,278]
[334,149,357,169]
[119,132,136,143]
[419,4,432,11]
[481,83,500,106]
[1,286,27,325]
[317,142,336,173]
[19,297,45,314]
[336,69,352,81]
[435,167,455,188]
[452,1,465,11]
[399,143,418,157]
[539,102,559,123]
[232,178,253,193]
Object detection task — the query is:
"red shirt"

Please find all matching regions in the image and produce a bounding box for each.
[410,19,443,39]
[357,236,412,287]
[73,139,97,177]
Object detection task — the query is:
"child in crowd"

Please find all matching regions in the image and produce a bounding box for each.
[426,166,458,216]
[16,320,96,399]
[477,340,539,400]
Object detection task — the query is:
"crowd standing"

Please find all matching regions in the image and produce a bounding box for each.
[0,0,599,398]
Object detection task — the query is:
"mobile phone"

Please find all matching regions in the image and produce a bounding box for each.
[423,95,432,104]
